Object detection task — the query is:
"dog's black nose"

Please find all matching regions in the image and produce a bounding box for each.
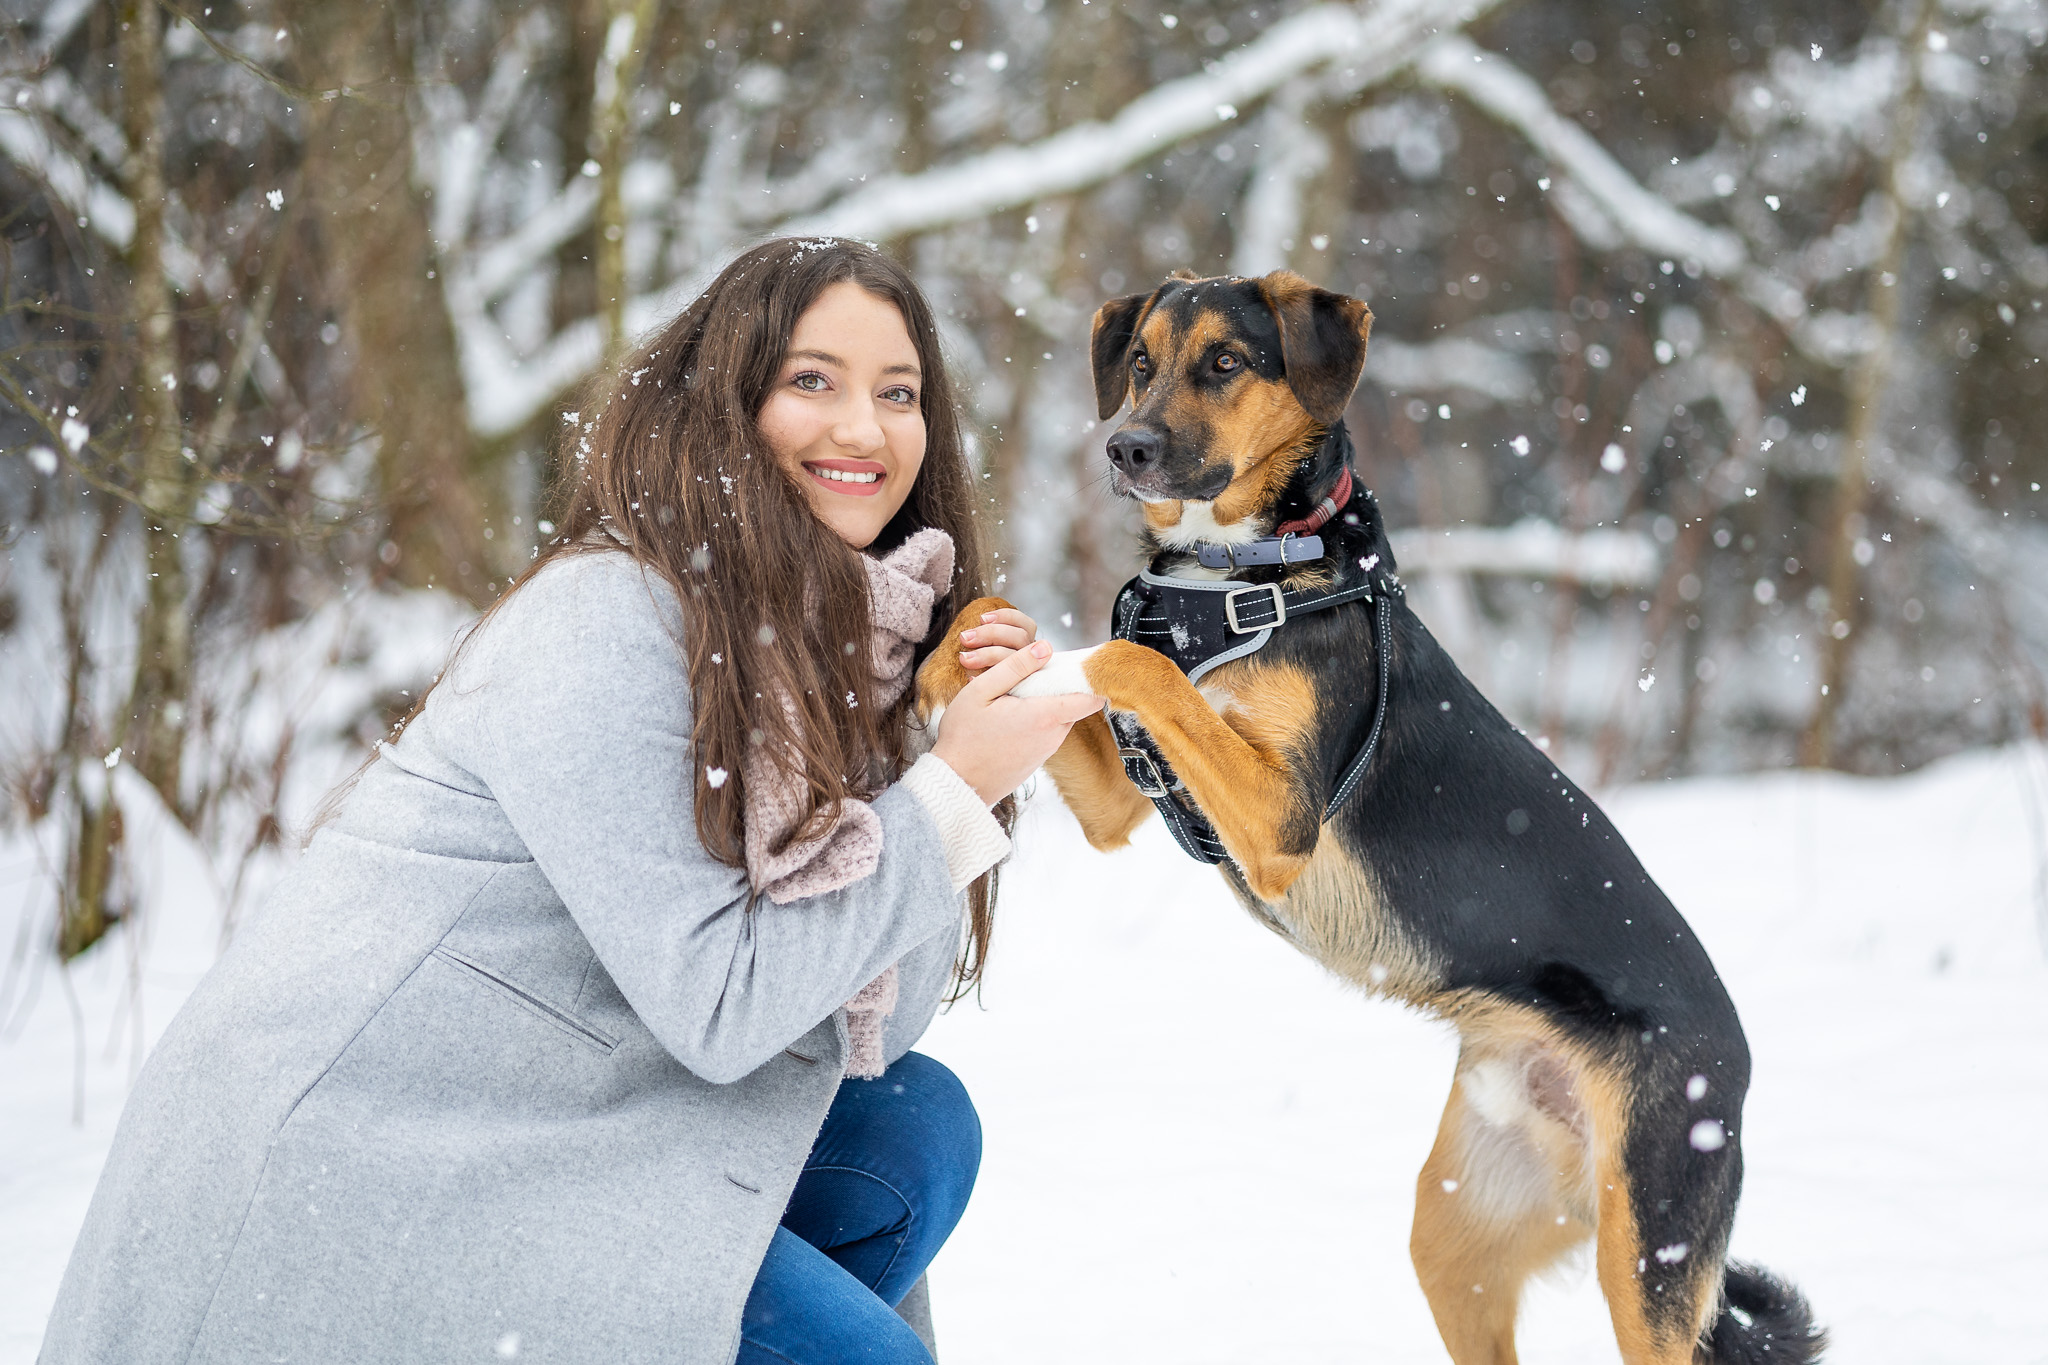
[1106,428,1164,476]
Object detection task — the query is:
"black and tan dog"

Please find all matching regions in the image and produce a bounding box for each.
[916,271,1823,1365]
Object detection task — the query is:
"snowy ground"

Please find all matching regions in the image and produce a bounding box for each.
[5,748,2047,1362]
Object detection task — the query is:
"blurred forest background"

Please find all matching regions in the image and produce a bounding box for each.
[4,0,2046,964]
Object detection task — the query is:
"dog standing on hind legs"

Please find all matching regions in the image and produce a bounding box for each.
[915,269,1824,1364]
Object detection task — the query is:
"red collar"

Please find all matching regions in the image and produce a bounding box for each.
[1274,465,1354,538]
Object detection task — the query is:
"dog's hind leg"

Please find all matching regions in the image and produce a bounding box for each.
[1588,1069,1746,1365]
[1411,1043,1596,1365]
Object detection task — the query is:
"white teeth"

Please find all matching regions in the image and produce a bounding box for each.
[812,467,880,484]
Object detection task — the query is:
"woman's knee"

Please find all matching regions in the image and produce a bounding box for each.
[813,1051,979,1240]
[872,1052,981,1205]
[883,1053,980,1158]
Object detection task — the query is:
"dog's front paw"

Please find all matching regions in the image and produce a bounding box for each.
[915,595,1015,721]
[1009,645,1102,699]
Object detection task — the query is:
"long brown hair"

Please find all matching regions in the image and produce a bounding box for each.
[437,239,1006,991]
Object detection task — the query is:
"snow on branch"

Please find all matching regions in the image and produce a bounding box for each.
[0,85,202,290]
[461,177,600,304]
[1392,520,1662,588]
[1414,35,1892,367]
[459,0,1506,437]
[1415,36,1747,276]
[1367,336,1536,403]
[0,102,137,250]
[783,0,1503,244]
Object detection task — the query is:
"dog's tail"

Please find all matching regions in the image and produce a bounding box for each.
[1701,1262,1827,1364]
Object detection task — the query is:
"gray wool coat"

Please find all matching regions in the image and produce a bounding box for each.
[41,552,968,1365]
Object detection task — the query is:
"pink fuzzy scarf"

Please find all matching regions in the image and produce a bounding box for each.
[742,528,954,1077]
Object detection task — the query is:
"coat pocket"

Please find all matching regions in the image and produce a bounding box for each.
[429,945,620,1054]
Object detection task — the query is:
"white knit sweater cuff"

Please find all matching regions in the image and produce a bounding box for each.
[899,752,1011,893]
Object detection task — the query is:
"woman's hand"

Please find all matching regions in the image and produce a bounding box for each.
[956,607,1038,672]
[931,641,1106,807]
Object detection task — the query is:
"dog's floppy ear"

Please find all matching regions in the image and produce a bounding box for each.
[1089,290,1153,420]
[1257,271,1372,426]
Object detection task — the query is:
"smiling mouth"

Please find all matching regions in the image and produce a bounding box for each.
[803,460,886,497]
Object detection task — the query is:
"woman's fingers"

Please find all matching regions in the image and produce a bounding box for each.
[958,607,1045,673]
[957,607,1039,667]
[958,643,1020,671]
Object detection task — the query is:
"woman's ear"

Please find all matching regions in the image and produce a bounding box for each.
[1256,271,1373,426]
[1089,290,1154,421]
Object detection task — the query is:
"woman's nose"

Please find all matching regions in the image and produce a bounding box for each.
[834,398,887,454]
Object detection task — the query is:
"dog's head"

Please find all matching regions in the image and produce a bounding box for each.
[1090,270,1371,541]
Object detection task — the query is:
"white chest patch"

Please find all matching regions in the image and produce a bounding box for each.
[1157,501,1261,548]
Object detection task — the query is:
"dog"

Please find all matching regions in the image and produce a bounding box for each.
[915,270,1824,1365]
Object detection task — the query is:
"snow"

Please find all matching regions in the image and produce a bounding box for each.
[5,746,2046,1362]
[1391,520,1661,588]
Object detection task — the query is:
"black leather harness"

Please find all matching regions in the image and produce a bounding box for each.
[1107,496,1402,866]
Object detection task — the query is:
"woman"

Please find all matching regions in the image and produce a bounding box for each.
[42,239,1103,1365]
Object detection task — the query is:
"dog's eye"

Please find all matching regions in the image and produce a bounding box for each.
[1214,352,1242,373]
[1131,353,1151,376]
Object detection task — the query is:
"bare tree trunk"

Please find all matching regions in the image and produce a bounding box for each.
[591,0,659,360]
[1801,2,1930,769]
[117,0,193,815]
[288,1,492,599]
[55,505,127,960]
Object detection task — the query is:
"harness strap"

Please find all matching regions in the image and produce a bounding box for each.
[1108,566,1398,866]
[1324,592,1394,819]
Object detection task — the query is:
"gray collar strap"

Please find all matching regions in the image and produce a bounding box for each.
[1194,532,1324,571]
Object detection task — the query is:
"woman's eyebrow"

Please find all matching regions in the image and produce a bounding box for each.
[785,348,919,379]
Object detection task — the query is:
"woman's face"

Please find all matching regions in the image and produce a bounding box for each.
[759,281,928,549]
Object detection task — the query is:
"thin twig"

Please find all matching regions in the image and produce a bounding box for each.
[154,1,389,108]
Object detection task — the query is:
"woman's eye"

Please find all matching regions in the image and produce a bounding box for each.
[881,385,918,405]
[793,371,828,392]
[1215,353,1241,373]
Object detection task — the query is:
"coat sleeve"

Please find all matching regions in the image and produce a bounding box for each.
[450,553,962,1085]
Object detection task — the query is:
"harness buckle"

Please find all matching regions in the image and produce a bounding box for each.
[1224,582,1286,635]
[1118,747,1171,798]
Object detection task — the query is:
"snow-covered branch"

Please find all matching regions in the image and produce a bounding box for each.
[455,0,1507,438]
[1367,336,1536,403]
[1392,520,1662,588]
[784,0,1502,243]
[1414,35,1882,364]
[0,103,136,250]
[1230,89,1330,277]
[1415,36,1747,275]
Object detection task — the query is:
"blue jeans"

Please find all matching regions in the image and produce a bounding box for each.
[736,1052,981,1365]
